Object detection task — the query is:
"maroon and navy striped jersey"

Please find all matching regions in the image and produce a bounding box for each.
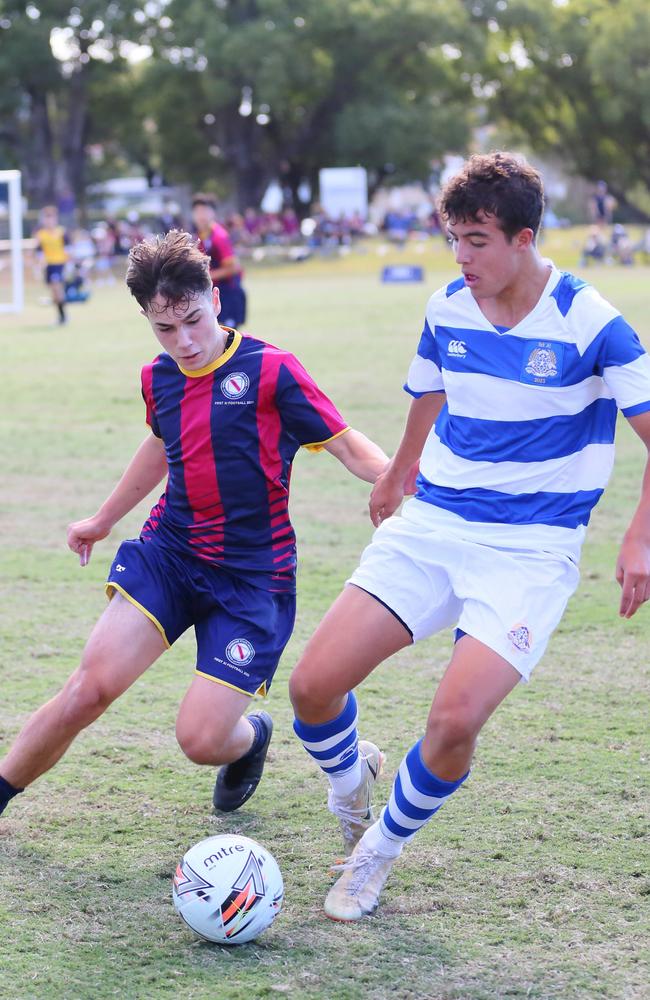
[140,330,348,591]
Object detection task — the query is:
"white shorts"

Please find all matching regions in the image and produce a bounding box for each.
[347,503,580,681]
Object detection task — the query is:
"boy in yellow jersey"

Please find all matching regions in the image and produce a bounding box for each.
[34,205,69,325]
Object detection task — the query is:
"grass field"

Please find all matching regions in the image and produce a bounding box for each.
[1,235,649,1000]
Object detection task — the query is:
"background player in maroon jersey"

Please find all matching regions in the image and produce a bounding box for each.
[192,193,247,330]
[0,231,391,820]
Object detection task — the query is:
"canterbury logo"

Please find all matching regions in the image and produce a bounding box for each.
[447,340,467,356]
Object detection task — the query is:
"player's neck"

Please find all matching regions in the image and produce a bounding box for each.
[477,255,551,329]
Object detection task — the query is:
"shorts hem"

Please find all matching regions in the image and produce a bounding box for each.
[105,581,171,648]
[348,583,413,640]
[194,668,266,699]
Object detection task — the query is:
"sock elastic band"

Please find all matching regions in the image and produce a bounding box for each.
[240,714,268,761]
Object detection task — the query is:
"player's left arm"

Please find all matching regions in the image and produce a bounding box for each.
[323,429,389,483]
[616,410,650,618]
[210,255,239,282]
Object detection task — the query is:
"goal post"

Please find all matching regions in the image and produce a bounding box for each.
[0,170,24,313]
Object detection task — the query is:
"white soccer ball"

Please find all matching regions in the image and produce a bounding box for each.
[172,834,283,945]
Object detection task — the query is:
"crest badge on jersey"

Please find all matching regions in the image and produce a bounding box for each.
[507,623,532,653]
[221,372,250,399]
[520,341,564,386]
[226,638,256,666]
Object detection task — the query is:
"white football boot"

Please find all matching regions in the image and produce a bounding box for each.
[324,840,399,921]
[327,740,384,856]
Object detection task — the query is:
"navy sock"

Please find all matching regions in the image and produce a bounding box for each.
[0,775,24,817]
[240,714,267,760]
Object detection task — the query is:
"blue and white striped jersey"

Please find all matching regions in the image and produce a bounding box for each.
[405,266,650,562]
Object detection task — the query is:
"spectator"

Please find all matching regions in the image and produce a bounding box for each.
[610,224,634,266]
[580,227,607,267]
[92,223,117,284]
[589,181,616,228]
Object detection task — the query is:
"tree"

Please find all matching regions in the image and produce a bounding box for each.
[469,0,650,218]
[143,0,483,210]
[0,1,154,210]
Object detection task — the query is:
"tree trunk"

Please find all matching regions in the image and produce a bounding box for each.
[60,64,91,224]
[226,116,272,211]
[23,90,56,207]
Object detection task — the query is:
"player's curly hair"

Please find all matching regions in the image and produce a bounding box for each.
[439,152,545,240]
[126,229,211,311]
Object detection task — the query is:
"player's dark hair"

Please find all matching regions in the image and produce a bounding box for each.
[126,230,211,311]
[191,192,217,210]
[439,152,544,240]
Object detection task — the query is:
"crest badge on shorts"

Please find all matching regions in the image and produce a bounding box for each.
[226,638,256,666]
[520,340,564,386]
[507,623,532,653]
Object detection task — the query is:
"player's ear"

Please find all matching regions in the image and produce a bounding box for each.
[212,286,221,316]
[516,228,535,250]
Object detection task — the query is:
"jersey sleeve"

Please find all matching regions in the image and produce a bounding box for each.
[600,316,650,416]
[404,317,445,397]
[276,354,349,452]
[141,364,162,438]
[211,223,234,262]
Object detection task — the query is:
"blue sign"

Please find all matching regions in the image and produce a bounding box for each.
[381,265,424,283]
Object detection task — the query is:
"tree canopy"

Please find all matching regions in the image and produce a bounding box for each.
[0,0,647,216]
[471,0,650,216]
[138,0,481,208]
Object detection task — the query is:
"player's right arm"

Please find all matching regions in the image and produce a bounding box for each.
[369,300,447,526]
[67,433,167,566]
[369,392,445,527]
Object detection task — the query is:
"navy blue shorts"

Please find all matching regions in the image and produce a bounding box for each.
[45,264,65,284]
[106,537,296,697]
[217,284,246,327]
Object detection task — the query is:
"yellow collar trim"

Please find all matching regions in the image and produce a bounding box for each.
[178,328,241,378]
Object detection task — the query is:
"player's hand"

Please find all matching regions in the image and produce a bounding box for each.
[369,469,405,527]
[615,534,650,618]
[67,515,111,567]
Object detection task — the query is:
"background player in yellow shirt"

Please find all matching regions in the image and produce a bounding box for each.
[34,205,69,325]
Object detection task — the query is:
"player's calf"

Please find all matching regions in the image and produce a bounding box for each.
[176,712,255,766]
[0,668,117,805]
[421,702,481,781]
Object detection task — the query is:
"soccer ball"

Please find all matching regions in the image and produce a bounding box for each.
[172,834,283,945]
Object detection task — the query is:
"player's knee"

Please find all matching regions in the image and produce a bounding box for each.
[288,668,308,713]
[59,670,113,730]
[288,667,333,719]
[425,702,480,756]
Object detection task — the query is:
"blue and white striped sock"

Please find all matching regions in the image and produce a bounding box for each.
[364,740,468,856]
[293,692,362,798]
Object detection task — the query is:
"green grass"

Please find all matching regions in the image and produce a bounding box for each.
[1,234,649,1000]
